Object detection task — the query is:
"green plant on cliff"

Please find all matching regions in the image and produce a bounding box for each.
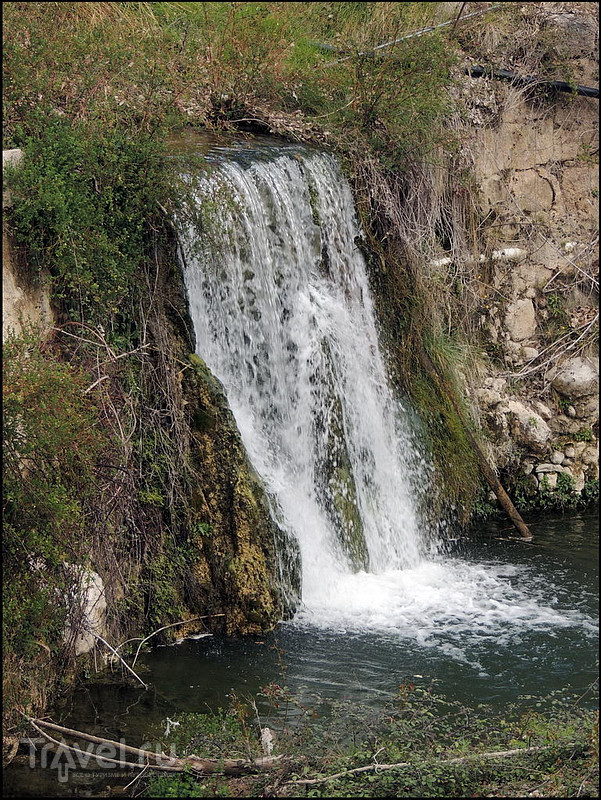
[537,473,580,512]
[2,331,115,724]
[573,428,594,443]
[506,471,594,516]
[5,112,169,327]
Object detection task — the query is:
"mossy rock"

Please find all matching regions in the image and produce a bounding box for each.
[314,345,369,572]
[183,351,299,633]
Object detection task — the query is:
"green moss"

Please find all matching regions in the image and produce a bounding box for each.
[328,462,369,571]
[408,370,481,521]
[314,344,369,572]
[185,351,293,634]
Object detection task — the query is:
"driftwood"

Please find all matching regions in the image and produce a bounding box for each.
[288,743,580,786]
[417,345,533,540]
[28,718,285,776]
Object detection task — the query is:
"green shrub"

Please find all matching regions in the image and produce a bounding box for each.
[5,113,169,327]
[508,470,596,515]
[3,332,112,657]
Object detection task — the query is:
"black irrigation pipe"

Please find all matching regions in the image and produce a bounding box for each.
[466,65,599,98]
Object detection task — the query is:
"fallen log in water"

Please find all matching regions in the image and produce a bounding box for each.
[27,718,285,776]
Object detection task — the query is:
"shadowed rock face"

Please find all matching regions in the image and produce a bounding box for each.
[184,353,299,635]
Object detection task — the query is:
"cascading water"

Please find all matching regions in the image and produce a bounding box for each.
[180,146,429,591]
[178,142,596,673]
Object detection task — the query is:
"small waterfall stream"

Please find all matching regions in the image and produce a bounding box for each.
[178,142,596,666]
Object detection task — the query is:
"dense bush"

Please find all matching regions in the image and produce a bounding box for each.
[6,114,168,326]
[2,332,115,724]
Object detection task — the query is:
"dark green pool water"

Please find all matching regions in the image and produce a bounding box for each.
[5,512,598,797]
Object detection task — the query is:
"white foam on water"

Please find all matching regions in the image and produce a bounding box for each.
[294,558,595,637]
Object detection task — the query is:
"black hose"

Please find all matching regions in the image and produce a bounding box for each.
[466,65,599,98]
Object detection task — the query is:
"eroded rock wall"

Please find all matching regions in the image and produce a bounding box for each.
[458,3,599,503]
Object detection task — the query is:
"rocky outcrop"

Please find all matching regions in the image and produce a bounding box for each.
[504,298,537,342]
[183,353,299,634]
[551,355,599,400]
[457,3,599,507]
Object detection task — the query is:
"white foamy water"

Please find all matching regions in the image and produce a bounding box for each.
[178,145,596,668]
[292,557,596,669]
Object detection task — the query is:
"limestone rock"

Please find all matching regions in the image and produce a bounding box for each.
[573,470,586,493]
[509,169,554,214]
[550,450,564,465]
[572,395,599,422]
[551,356,599,400]
[504,298,536,342]
[3,229,54,341]
[476,387,502,407]
[549,414,587,435]
[505,400,551,452]
[2,149,23,208]
[586,459,599,481]
[533,401,552,420]
[63,566,107,656]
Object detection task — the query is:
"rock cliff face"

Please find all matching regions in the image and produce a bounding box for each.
[183,352,295,634]
[455,2,599,505]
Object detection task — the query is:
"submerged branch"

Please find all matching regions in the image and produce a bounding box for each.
[130,613,225,667]
[88,631,148,689]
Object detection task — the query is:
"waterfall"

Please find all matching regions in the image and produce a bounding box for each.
[177,142,595,660]
[179,145,431,600]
